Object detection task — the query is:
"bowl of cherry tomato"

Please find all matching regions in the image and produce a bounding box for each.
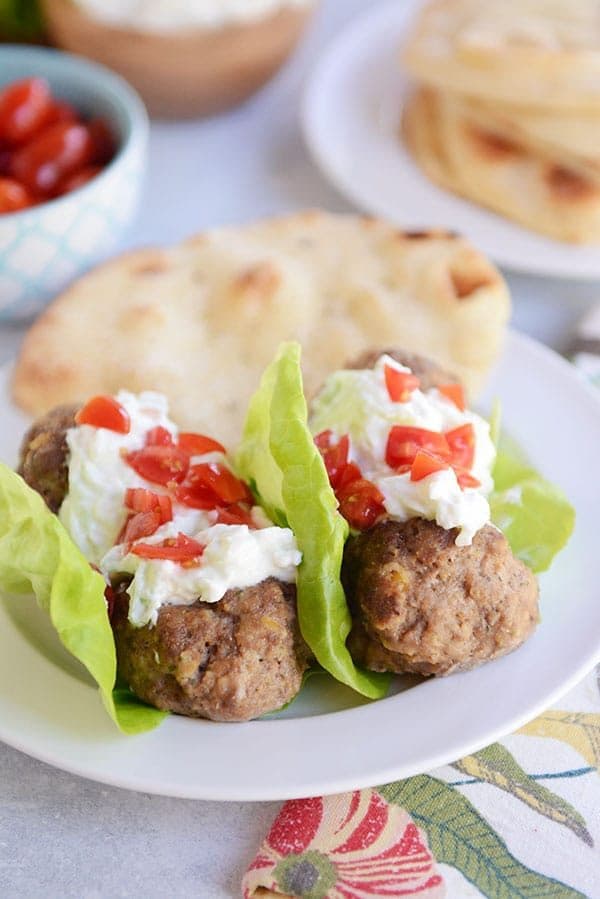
[0,45,148,320]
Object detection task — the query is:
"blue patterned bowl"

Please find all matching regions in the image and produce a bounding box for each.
[0,45,148,321]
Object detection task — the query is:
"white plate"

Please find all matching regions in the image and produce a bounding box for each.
[1,331,599,801]
[302,0,600,280]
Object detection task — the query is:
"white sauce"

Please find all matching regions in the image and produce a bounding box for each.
[310,355,496,546]
[59,391,301,627]
[74,0,312,32]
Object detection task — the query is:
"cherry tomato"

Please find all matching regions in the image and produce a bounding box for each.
[437,383,466,412]
[120,510,162,545]
[455,470,481,489]
[384,366,420,403]
[336,478,386,531]
[0,176,32,213]
[0,145,12,176]
[10,122,93,195]
[214,504,256,527]
[76,395,130,433]
[145,426,174,447]
[178,433,226,456]
[187,463,253,504]
[410,450,450,482]
[0,77,53,145]
[87,117,116,165]
[446,424,475,469]
[46,100,77,127]
[124,488,172,524]
[57,164,102,195]
[386,426,451,469]
[126,445,189,486]
[131,533,205,564]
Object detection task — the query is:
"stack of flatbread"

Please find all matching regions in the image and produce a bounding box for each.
[402,0,600,243]
[12,211,510,446]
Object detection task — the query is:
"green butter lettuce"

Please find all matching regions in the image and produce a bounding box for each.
[236,342,389,700]
[0,462,166,734]
[490,438,575,573]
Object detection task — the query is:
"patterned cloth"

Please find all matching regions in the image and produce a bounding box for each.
[243,323,600,898]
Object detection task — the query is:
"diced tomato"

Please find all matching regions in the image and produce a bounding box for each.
[177,432,226,455]
[446,424,475,469]
[410,449,450,482]
[10,121,94,195]
[384,365,420,403]
[438,383,466,411]
[314,429,333,450]
[126,445,189,485]
[214,504,256,527]
[145,426,174,447]
[336,478,386,531]
[124,487,172,523]
[455,470,481,489]
[187,463,253,505]
[131,533,205,564]
[336,461,362,489]
[321,434,350,489]
[120,510,161,544]
[385,426,451,469]
[0,176,31,212]
[76,395,130,433]
[0,77,53,145]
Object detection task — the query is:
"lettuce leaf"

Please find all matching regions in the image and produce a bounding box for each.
[236,342,389,700]
[490,438,575,573]
[0,463,166,734]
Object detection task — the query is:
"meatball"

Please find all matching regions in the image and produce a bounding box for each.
[18,404,78,512]
[346,348,459,391]
[111,577,310,722]
[342,518,539,677]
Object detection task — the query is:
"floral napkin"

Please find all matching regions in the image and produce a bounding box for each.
[243,313,600,899]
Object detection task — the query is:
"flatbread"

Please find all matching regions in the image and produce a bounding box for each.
[403,0,600,111]
[403,88,600,243]
[12,211,510,446]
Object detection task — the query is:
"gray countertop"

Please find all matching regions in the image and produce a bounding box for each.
[1,1,598,896]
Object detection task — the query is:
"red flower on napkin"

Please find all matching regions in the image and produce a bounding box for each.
[243,789,445,898]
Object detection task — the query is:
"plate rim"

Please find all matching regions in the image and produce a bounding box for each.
[301,0,600,281]
[1,330,600,801]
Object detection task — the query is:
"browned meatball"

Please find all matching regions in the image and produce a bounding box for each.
[18,404,78,512]
[346,348,459,391]
[111,577,311,722]
[342,518,539,677]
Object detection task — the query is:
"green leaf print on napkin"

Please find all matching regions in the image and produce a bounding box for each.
[455,744,593,846]
[520,711,600,769]
[379,775,585,898]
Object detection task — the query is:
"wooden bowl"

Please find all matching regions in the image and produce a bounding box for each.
[40,0,316,119]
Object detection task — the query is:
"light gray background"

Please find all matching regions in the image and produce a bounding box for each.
[0,1,597,896]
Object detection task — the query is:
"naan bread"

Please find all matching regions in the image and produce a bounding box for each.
[403,0,600,111]
[403,89,600,243]
[12,211,510,446]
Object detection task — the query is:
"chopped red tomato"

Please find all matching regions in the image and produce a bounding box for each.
[126,445,189,485]
[0,77,53,145]
[321,434,350,489]
[177,432,226,455]
[446,424,475,469]
[314,429,333,450]
[455,470,481,489]
[336,461,362,489]
[120,510,161,544]
[57,164,102,195]
[336,478,386,531]
[438,383,466,411]
[410,449,450,482]
[0,176,32,212]
[384,365,420,403]
[124,487,172,523]
[186,463,253,505]
[76,395,131,433]
[214,504,256,527]
[145,426,174,447]
[386,426,451,469]
[131,533,205,564]
[10,121,94,195]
